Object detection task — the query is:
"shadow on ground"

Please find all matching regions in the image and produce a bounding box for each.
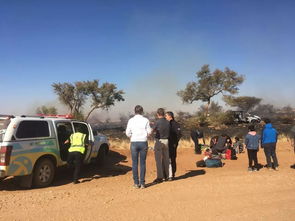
[174,169,206,180]
[0,150,131,191]
[145,169,206,188]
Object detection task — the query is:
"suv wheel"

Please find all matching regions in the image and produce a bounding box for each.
[96,145,107,166]
[33,158,55,188]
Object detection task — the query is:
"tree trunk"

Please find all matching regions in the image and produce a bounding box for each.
[85,106,98,122]
[205,100,211,117]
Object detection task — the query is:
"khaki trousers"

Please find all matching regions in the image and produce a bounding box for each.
[154,139,169,179]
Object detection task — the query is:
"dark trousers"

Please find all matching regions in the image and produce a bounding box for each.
[191,135,200,153]
[263,143,278,168]
[169,141,178,177]
[67,151,83,181]
[247,149,258,168]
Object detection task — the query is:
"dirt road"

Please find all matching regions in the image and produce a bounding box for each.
[1,141,295,221]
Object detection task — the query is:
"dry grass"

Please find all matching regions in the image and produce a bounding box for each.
[109,138,212,150]
[109,137,292,150]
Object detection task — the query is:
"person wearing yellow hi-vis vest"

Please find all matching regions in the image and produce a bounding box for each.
[65,127,88,184]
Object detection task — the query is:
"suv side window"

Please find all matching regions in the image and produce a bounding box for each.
[73,122,89,140]
[16,120,50,139]
[73,122,89,134]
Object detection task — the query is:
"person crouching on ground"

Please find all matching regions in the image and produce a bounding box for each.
[126,105,152,189]
[245,125,260,172]
[165,111,181,181]
[153,108,170,183]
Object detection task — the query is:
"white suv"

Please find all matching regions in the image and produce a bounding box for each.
[0,115,109,188]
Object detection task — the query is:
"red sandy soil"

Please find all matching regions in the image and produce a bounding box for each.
[0,141,295,221]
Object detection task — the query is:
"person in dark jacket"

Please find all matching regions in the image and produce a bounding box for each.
[261,119,279,171]
[165,111,181,180]
[290,126,295,169]
[245,125,261,172]
[153,108,170,183]
[191,124,205,154]
[211,134,227,156]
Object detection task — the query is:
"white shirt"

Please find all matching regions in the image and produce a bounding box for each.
[125,114,152,142]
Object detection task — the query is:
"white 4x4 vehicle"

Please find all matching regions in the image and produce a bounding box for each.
[0,115,109,188]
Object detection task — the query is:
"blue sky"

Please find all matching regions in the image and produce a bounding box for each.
[1,0,294,118]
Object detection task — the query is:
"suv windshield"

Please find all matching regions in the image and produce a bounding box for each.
[0,117,11,142]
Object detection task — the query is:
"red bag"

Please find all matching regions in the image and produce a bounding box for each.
[225,149,231,160]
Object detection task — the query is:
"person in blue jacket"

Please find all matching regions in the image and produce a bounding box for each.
[261,118,279,171]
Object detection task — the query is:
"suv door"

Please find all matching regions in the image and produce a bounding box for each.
[55,121,73,161]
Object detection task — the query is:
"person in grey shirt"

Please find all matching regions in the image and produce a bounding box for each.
[152,108,170,183]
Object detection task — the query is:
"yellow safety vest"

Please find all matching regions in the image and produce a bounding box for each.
[69,132,86,154]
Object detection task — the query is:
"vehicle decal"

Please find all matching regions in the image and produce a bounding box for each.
[11,147,59,156]
[8,156,33,175]
[7,151,59,176]
[29,140,55,146]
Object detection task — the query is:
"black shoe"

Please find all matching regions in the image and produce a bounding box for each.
[153,178,163,183]
[168,177,174,181]
[73,180,80,184]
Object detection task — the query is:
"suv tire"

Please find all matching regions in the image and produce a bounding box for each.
[96,145,107,166]
[33,158,55,188]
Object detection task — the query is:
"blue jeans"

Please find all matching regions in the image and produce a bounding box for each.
[130,142,148,185]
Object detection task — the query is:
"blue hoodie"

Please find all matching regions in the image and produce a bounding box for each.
[262,123,278,144]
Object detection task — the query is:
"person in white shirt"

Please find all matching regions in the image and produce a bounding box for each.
[126,105,152,189]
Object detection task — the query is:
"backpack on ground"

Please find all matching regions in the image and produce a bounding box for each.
[196,160,206,167]
[205,159,223,168]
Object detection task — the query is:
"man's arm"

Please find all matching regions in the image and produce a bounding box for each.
[64,134,72,144]
[125,119,132,138]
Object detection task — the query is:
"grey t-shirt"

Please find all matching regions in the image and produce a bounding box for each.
[154,118,170,139]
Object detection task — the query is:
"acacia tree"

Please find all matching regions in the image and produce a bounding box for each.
[177,64,244,116]
[52,80,124,121]
[83,80,125,121]
[52,82,88,116]
[223,95,262,112]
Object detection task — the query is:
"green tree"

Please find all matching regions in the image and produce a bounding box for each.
[177,64,244,116]
[223,95,262,112]
[198,101,223,126]
[52,80,124,121]
[52,82,88,116]
[83,80,125,121]
[36,105,57,115]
